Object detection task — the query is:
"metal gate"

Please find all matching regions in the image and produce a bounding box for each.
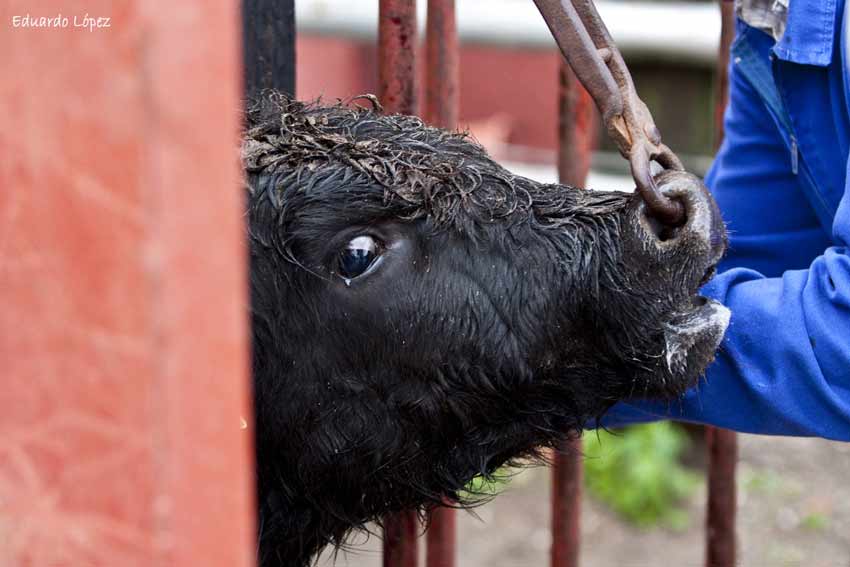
[0,0,737,565]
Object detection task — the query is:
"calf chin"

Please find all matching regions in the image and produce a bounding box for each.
[245,95,728,566]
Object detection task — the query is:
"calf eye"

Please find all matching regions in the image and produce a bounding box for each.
[338,235,380,279]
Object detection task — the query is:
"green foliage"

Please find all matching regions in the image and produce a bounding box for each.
[463,473,511,498]
[741,468,783,495]
[461,468,517,501]
[800,513,830,531]
[583,422,700,529]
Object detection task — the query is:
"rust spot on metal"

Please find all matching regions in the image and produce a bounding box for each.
[379,0,419,116]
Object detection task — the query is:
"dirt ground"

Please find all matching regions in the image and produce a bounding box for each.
[317,434,850,567]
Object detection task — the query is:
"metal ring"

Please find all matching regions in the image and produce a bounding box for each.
[653,144,685,172]
[629,144,686,226]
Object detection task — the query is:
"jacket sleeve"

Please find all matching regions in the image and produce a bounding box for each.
[600,23,850,440]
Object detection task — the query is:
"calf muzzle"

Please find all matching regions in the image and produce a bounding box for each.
[636,170,726,267]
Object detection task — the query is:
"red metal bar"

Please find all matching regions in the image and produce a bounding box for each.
[424,0,459,129]
[556,63,598,188]
[551,63,596,567]
[551,438,584,567]
[0,1,254,566]
[380,2,420,564]
[384,509,420,567]
[713,0,736,151]
[423,2,459,565]
[379,0,419,115]
[426,505,457,567]
[705,427,738,567]
[705,4,737,567]
[373,52,417,553]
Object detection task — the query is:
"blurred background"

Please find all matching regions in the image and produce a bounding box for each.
[296,1,850,565]
[295,0,719,189]
[318,433,850,567]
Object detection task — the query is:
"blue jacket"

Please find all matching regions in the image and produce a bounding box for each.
[603,0,850,441]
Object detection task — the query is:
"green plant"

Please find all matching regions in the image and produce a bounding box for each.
[800,513,830,531]
[462,469,514,500]
[741,468,783,495]
[583,422,700,529]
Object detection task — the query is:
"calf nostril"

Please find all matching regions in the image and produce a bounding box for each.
[644,204,687,242]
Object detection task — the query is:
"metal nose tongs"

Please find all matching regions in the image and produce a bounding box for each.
[533,0,687,225]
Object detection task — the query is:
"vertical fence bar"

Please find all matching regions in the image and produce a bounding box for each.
[426,506,457,567]
[242,0,296,98]
[384,510,421,567]
[705,428,737,567]
[380,0,420,565]
[379,0,419,116]
[551,63,597,567]
[712,0,736,150]
[551,440,583,567]
[705,3,737,567]
[424,2,459,565]
[556,65,597,188]
[424,0,459,129]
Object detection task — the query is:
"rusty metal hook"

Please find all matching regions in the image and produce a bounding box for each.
[532,0,686,225]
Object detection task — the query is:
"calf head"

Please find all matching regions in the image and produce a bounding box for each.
[244,95,729,566]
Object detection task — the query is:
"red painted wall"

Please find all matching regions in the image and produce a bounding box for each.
[297,36,562,157]
[0,1,255,565]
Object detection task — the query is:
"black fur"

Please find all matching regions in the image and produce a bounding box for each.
[243,94,727,566]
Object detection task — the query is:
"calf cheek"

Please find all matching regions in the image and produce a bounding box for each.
[573,250,672,395]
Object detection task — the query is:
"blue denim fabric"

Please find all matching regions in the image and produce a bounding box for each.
[600,3,850,441]
[773,0,837,66]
